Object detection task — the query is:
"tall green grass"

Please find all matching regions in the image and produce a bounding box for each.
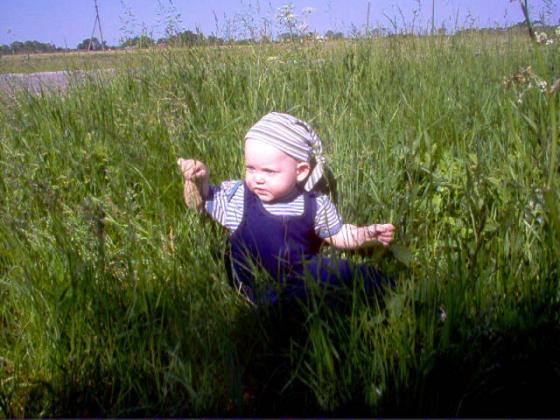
[1,34,559,416]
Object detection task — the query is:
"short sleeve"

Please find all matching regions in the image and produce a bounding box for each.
[314,195,343,239]
[205,180,245,230]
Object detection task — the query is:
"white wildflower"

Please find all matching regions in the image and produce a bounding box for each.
[536,79,548,92]
[370,384,383,397]
[276,4,297,23]
[535,31,548,44]
[524,187,545,225]
[505,66,552,103]
[439,305,447,322]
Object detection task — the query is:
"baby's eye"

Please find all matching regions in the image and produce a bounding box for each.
[263,169,276,174]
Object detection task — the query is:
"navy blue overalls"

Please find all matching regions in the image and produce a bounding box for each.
[227,183,391,305]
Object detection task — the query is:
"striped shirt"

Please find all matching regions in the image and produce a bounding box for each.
[205,180,343,239]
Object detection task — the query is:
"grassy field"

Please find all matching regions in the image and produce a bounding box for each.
[0,49,132,74]
[1,33,559,417]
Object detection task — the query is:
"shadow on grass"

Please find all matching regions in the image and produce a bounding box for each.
[229,299,322,417]
[233,298,560,418]
[374,322,560,418]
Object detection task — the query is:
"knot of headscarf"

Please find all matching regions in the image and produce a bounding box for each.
[244,112,326,191]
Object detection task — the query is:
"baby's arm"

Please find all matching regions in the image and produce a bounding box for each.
[177,158,209,211]
[324,223,395,249]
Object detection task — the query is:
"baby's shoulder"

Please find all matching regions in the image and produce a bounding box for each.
[308,191,336,205]
[215,179,244,202]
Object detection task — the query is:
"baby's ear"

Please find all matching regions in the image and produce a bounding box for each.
[296,162,311,182]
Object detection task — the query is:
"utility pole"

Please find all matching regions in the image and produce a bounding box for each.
[365,1,371,37]
[88,0,105,51]
[431,0,435,36]
[519,0,536,42]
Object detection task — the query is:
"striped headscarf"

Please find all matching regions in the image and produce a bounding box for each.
[244,112,326,191]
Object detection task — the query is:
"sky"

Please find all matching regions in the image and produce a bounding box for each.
[0,0,558,48]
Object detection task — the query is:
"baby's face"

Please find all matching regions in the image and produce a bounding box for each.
[244,140,309,203]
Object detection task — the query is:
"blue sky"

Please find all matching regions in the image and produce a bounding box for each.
[1,0,558,48]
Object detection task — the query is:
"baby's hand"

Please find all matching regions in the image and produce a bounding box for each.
[366,223,395,247]
[177,158,208,182]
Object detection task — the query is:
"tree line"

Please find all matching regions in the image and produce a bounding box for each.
[0,29,347,55]
[0,40,63,55]
[72,29,344,50]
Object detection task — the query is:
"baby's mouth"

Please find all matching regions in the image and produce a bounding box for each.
[253,187,271,197]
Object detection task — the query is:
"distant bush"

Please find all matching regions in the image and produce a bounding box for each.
[0,40,63,55]
[76,37,109,51]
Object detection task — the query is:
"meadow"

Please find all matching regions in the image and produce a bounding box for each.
[0,49,126,74]
[0,33,559,417]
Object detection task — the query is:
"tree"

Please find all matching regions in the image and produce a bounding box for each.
[120,35,154,49]
[1,40,59,54]
[325,30,344,40]
[206,35,225,46]
[77,37,107,51]
[170,30,205,47]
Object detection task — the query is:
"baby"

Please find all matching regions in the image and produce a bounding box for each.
[177,112,395,304]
